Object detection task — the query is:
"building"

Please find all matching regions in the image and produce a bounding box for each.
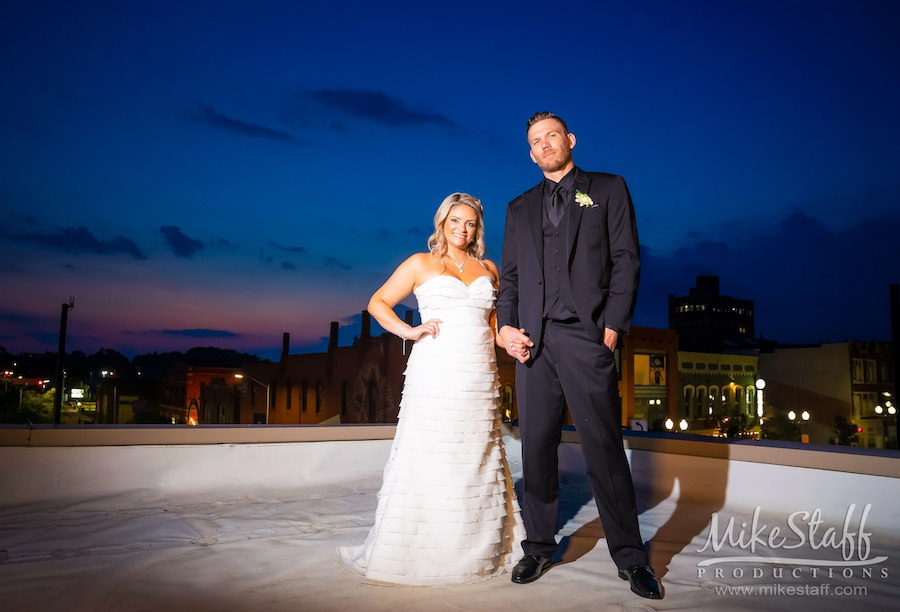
[239,314,520,426]
[758,341,896,447]
[159,365,244,424]
[620,326,679,431]
[669,275,754,353]
[677,351,760,436]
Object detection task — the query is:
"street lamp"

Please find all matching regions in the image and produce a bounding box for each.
[679,419,688,431]
[235,374,271,424]
[755,379,766,418]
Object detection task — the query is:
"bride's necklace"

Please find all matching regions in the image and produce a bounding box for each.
[446,254,467,274]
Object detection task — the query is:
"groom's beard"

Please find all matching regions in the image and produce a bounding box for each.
[535,149,572,174]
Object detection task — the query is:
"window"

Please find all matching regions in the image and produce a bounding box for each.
[697,386,708,417]
[341,381,348,417]
[865,360,877,383]
[681,362,694,369]
[733,365,743,371]
[852,392,877,418]
[852,359,863,383]
[721,364,731,371]
[683,386,696,418]
[285,379,292,410]
[696,363,706,370]
[315,380,322,413]
[218,403,228,424]
[301,380,308,412]
[708,364,719,371]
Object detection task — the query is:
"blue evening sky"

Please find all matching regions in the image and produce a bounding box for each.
[1,0,898,360]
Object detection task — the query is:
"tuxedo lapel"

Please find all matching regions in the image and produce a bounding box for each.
[567,168,592,264]
[524,187,544,271]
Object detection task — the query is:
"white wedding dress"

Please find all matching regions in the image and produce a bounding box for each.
[337,274,525,586]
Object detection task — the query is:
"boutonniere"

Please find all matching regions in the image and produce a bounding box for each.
[575,189,595,208]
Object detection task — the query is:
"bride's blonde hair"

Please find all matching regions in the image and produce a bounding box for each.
[427,193,486,260]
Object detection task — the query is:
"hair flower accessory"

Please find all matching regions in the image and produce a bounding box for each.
[575,189,595,208]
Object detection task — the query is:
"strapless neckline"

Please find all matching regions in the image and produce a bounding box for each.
[416,274,494,291]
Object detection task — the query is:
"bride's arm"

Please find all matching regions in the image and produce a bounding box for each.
[483,259,505,348]
[368,254,441,342]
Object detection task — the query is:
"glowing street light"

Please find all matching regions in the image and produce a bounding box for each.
[788,410,796,421]
[755,379,765,418]
[235,373,271,424]
[679,419,688,431]
[665,418,674,430]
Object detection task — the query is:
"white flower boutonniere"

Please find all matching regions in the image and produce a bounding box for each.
[575,189,594,208]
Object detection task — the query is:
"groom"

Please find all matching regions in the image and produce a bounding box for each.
[497,112,661,600]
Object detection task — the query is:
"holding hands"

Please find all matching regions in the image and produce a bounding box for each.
[498,325,534,364]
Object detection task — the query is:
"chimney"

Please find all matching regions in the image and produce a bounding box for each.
[329,321,339,351]
[361,311,371,339]
[281,332,290,362]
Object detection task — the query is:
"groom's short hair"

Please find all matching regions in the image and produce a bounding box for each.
[526,112,569,135]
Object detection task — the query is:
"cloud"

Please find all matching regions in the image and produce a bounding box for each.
[286,89,452,129]
[269,241,305,253]
[188,104,294,142]
[1,225,145,259]
[324,256,352,271]
[0,311,38,324]
[210,237,237,249]
[281,261,296,270]
[160,225,204,259]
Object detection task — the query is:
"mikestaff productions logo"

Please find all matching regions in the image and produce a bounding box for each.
[696,503,889,596]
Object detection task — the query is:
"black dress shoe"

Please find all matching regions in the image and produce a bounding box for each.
[511,554,553,584]
[618,564,663,599]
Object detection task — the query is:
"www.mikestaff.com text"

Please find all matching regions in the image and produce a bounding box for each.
[714,583,867,597]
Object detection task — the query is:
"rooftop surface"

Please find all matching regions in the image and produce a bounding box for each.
[1,426,898,611]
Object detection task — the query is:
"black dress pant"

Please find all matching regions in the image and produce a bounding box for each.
[516,318,648,570]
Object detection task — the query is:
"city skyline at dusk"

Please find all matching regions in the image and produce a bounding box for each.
[2,1,898,360]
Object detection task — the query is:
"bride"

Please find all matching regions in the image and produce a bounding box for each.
[337,192,526,586]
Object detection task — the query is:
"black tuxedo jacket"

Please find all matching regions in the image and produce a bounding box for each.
[497,167,640,352]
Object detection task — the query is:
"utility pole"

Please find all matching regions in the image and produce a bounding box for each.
[53,297,74,425]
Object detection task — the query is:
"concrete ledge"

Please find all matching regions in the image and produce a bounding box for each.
[2,424,897,479]
[0,424,398,447]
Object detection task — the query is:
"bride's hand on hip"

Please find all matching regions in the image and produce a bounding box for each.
[406,319,442,340]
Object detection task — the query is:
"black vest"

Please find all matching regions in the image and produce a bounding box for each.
[542,200,578,320]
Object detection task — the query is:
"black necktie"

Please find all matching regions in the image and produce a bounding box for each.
[549,184,564,227]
